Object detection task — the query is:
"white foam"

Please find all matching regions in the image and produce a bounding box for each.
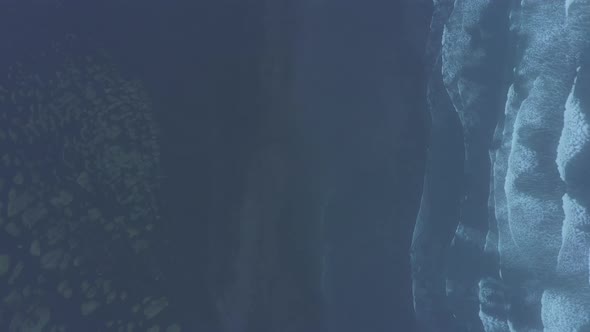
[503,67,568,274]
[441,0,490,112]
[454,223,486,247]
[556,68,588,180]
[494,85,523,271]
[556,194,590,277]
[479,310,510,332]
[542,288,590,332]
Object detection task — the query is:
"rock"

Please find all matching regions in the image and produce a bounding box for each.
[0,254,10,276]
[30,240,41,256]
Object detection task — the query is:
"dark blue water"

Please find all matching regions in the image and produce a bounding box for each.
[0,1,430,331]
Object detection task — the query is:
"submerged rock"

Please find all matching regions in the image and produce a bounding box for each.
[0,37,180,331]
